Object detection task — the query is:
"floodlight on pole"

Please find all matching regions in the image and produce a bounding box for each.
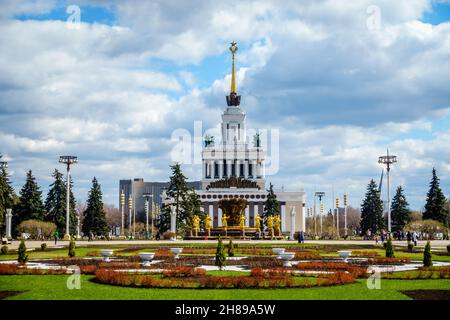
[378,149,397,234]
[335,196,340,238]
[128,195,133,238]
[343,193,348,237]
[315,192,325,237]
[59,155,78,240]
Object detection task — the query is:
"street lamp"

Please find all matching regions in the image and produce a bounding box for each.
[378,149,397,234]
[343,193,348,237]
[128,195,133,239]
[120,190,125,236]
[335,197,340,238]
[142,192,153,240]
[315,192,325,237]
[59,155,78,240]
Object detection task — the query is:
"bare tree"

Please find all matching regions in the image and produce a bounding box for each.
[104,204,121,228]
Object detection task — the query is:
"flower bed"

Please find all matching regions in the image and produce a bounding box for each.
[93,266,356,289]
[367,257,410,265]
[0,264,68,275]
[351,251,379,257]
[294,261,368,278]
[382,267,450,280]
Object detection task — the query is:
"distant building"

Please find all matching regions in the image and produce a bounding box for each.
[119,178,201,224]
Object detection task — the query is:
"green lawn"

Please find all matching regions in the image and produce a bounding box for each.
[1,275,449,300]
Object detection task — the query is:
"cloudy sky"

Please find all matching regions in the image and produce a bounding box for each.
[0,0,449,211]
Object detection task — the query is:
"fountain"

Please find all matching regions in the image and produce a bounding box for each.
[272,248,285,258]
[100,250,114,262]
[279,252,295,267]
[337,250,352,262]
[170,248,183,259]
[139,252,155,267]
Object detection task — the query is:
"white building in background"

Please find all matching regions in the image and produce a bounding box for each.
[194,42,306,238]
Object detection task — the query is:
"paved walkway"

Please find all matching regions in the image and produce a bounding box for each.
[4,239,450,250]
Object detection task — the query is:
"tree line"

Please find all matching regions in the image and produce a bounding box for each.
[360,168,449,237]
[0,166,108,238]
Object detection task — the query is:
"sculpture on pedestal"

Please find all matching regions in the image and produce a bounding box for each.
[204,215,212,237]
[192,214,200,236]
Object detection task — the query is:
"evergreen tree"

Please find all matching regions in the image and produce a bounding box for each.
[158,164,193,235]
[17,239,28,263]
[423,168,448,227]
[215,236,226,270]
[360,179,384,235]
[45,169,66,234]
[14,170,45,231]
[263,183,280,230]
[228,239,235,257]
[68,239,76,257]
[81,177,108,237]
[385,236,395,258]
[423,240,432,267]
[0,158,16,232]
[391,186,411,232]
[45,170,78,236]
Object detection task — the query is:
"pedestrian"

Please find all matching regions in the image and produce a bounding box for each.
[298,231,305,244]
[375,234,379,245]
[413,232,417,247]
[53,230,59,245]
[407,231,412,243]
[381,232,385,242]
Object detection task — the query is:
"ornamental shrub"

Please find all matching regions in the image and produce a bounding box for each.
[423,241,432,267]
[385,237,395,258]
[447,245,450,254]
[1,245,8,255]
[215,236,226,270]
[227,239,235,257]
[17,240,28,263]
[68,240,76,258]
[40,243,47,251]
[407,242,414,252]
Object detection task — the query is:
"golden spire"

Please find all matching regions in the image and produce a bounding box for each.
[229,41,238,94]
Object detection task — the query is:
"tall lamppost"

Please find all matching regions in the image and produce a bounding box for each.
[378,149,397,234]
[59,155,78,240]
[315,192,325,238]
[343,193,348,237]
[128,195,133,239]
[142,192,153,240]
[335,196,340,238]
[120,190,125,236]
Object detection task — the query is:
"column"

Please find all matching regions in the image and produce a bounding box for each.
[252,160,257,178]
[202,160,206,179]
[244,160,249,178]
[5,209,12,238]
[211,160,216,179]
[245,205,249,226]
[218,207,223,227]
[256,161,261,178]
[208,204,214,228]
[226,161,232,178]
[261,160,266,178]
[281,204,286,232]
[290,207,296,240]
[236,160,240,178]
[170,205,177,236]
[301,203,306,233]
[218,161,223,179]
[253,204,258,228]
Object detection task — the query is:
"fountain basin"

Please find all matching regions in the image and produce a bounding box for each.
[100,250,114,262]
[139,252,155,267]
[279,252,295,267]
[337,250,352,261]
[170,248,183,258]
[272,248,285,256]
